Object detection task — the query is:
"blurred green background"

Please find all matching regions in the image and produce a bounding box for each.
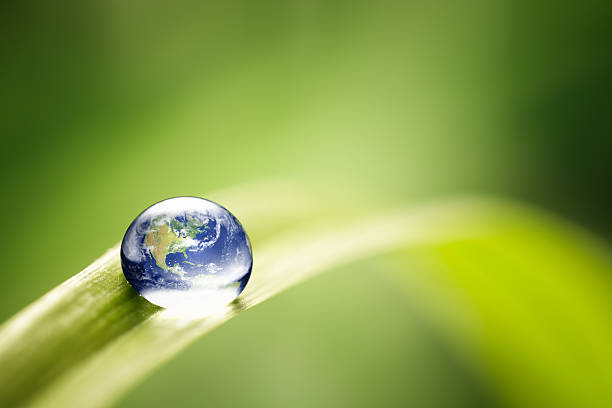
[1,0,611,407]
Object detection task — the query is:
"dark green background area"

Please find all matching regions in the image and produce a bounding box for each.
[1,1,610,407]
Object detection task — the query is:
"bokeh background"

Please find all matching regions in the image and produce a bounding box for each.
[1,0,611,407]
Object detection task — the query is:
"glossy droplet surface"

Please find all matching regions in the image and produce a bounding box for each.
[121,197,252,311]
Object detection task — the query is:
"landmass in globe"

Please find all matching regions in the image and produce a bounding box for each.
[121,197,252,311]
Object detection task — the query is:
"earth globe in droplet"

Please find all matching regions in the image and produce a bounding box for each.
[120,197,252,311]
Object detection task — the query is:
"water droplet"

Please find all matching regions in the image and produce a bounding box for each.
[121,197,252,312]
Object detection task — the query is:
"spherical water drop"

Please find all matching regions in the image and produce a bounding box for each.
[121,197,252,312]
